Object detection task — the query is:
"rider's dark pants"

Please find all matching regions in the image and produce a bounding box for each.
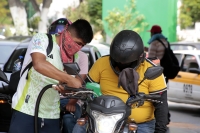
[8,110,60,133]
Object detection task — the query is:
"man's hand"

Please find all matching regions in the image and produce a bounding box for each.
[66,103,76,112]
[67,75,82,88]
[66,99,78,112]
[31,53,82,89]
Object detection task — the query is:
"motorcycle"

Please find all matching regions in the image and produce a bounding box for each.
[0,69,12,132]
[34,63,163,133]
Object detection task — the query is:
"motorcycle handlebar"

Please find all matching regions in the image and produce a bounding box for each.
[126,93,162,106]
[61,85,162,105]
[62,84,89,92]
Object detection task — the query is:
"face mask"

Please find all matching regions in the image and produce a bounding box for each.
[60,30,82,63]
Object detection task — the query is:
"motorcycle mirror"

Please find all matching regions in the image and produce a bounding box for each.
[63,62,80,75]
[63,62,86,85]
[144,66,163,80]
[0,68,9,84]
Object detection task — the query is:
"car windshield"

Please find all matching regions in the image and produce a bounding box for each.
[98,47,110,56]
[88,43,110,56]
[0,45,15,64]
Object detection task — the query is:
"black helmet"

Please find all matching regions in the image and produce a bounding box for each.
[48,18,72,35]
[110,30,145,75]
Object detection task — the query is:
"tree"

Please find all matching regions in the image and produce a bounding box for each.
[179,0,200,29]
[104,0,148,38]
[8,0,28,35]
[87,0,103,33]
[63,0,104,40]
[0,0,12,25]
[63,1,90,23]
[8,0,52,35]
[37,0,52,33]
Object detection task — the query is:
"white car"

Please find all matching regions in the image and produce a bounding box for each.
[167,50,200,105]
[88,42,110,56]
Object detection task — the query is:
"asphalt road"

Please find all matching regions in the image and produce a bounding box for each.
[167,101,200,133]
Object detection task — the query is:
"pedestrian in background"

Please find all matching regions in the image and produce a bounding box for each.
[147,25,171,124]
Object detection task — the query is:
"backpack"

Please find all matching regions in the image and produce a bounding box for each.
[8,34,53,94]
[157,39,180,79]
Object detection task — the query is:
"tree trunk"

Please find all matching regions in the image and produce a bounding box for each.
[38,0,52,33]
[8,0,28,35]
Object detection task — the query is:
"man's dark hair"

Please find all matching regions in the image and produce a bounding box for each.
[69,19,93,43]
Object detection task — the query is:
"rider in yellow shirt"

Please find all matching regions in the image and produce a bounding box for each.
[87,30,168,133]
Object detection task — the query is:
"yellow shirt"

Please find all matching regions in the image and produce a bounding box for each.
[88,56,166,123]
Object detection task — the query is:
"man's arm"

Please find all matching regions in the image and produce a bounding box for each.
[153,90,168,133]
[31,52,82,88]
[148,42,157,58]
[148,73,168,133]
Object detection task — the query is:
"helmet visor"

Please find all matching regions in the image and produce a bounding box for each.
[48,24,65,34]
[48,18,72,34]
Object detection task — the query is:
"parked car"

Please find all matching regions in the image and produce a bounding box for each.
[6,36,32,42]
[167,50,200,105]
[0,40,21,70]
[88,42,110,56]
[170,42,200,50]
[81,45,101,69]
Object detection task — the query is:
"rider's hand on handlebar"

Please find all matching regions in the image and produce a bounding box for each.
[53,84,65,92]
[53,76,82,92]
[66,76,82,88]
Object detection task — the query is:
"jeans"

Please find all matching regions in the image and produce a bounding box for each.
[72,122,87,133]
[137,119,155,133]
[72,119,155,133]
[8,110,60,133]
[60,99,82,133]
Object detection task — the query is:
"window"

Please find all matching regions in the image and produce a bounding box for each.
[181,55,199,72]
[95,51,101,60]
[174,54,183,66]
[0,45,15,64]
[4,48,27,73]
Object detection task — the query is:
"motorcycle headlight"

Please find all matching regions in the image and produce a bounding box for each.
[92,111,123,133]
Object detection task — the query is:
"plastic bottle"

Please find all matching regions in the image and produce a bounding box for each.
[12,56,24,73]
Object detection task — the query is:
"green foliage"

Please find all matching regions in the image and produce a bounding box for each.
[87,0,103,32]
[36,0,43,4]
[179,0,200,29]
[63,0,103,34]
[4,26,13,37]
[104,0,148,38]
[0,0,12,25]
[63,1,90,23]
